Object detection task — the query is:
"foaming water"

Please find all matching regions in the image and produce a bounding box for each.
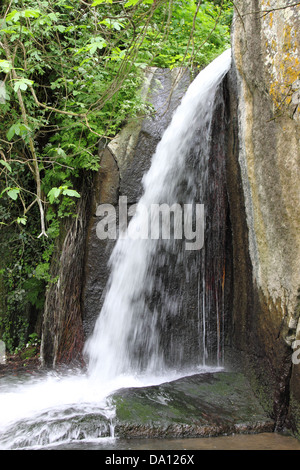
[0,365,221,428]
[0,49,231,450]
[0,365,221,449]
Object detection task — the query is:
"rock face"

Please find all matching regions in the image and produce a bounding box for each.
[228,0,300,432]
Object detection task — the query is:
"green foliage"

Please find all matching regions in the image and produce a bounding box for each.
[0,0,232,352]
[138,0,232,69]
[18,332,40,360]
[0,200,52,352]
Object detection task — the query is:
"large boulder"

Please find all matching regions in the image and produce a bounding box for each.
[227,0,300,431]
[111,372,274,438]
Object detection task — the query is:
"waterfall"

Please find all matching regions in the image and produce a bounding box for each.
[85,49,232,381]
[0,49,231,450]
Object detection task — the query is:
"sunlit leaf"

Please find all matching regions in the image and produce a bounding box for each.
[13,78,34,93]
[17,217,27,225]
[0,60,12,73]
[47,187,61,203]
[5,10,20,22]
[23,10,40,18]
[62,188,80,198]
[7,188,20,200]
[91,0,113,5]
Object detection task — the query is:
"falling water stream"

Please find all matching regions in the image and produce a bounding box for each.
[0,50,232,450]
[85,48,232,380]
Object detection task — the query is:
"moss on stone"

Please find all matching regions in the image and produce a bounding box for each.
[110,372,274,438]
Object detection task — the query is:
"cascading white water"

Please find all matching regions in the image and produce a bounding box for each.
[0,49,231,450]
[85,48,232,381]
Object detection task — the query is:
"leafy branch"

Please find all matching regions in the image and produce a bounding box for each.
[1,36,47,237]
[0,0,232,238]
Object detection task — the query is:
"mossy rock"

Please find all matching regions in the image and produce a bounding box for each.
[110,372,274,438]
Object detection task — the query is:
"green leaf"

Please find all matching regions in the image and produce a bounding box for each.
[23,10,40,18]
[89,44,98,55]
[0,60,12,73]
[75,37,106,55]
[62,189,80,198]
[6,10,20,23]
[125,0,150,7]
[34,262,50,281]
[56,25,66,33]
[7,188,20,200]
[99,19,124,30]
[47,187,61,203]
[13,123,21,135]
[56,148,67,157]
[6,124,17,141]
[91,0,113,5]
[13,78,34,93]
[6,123,31,140]
[17,217,27,225]
[0,160,12,172]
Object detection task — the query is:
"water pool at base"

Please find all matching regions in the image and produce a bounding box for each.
[26,433,300,451]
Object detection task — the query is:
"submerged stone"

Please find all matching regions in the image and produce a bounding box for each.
[110,372,274,438]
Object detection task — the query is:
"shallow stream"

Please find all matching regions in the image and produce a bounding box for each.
[43,433,300,451]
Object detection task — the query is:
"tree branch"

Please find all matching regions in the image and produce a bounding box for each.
[2,36,48,238]
[29,85,87,118]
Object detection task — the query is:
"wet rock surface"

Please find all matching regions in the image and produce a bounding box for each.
[110,372,274,438]
[228,0,300,433]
